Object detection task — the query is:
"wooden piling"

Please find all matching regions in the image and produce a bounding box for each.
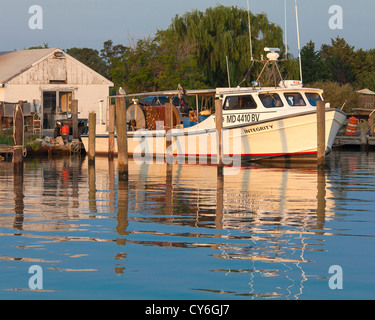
[13,104,24,170]
[108,104,115,160]
[88,112,96,163]
[72,100,79,140]
[369,112,375,136]
[115,97,128,181]
[165,99,173,162]
[316,101,326,168]
[215,98,223,175]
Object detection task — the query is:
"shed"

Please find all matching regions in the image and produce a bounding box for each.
[0,48,114,130]
[357,88,375,109]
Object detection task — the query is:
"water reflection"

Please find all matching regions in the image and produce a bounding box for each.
[1,151,374,299]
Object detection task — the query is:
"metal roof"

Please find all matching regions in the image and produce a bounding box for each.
[357,88,375,95]
[0,48,114,86]
[0,48,56,84]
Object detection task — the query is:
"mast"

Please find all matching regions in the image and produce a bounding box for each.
[247,0,253,61]
[285,0,288,59]
[295,0,303,83]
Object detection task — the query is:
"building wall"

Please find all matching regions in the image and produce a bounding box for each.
[3,84,109,124]
[2,52,113,126]
[2,84,41,103]
[7,54,110,86]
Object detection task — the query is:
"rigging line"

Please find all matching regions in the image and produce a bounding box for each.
[237,60,254,87]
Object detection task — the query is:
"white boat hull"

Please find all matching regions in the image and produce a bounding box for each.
[81,109,346,163]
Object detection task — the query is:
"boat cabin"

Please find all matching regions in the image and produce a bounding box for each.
[122,85,325,132]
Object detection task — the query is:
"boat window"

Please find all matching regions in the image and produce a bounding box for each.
[305,93,322,106]
[284,92,306,106]
[259,93,284,108]
[224,95,257,110]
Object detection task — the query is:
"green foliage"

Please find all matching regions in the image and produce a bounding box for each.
[301,41,330,84]
[171,5,284,87]
[307,80,359,113]
[0,129,14,146]
[320,37,356,85]
[27,43,49,50]
[65,47,107,77]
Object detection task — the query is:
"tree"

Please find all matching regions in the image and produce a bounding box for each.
[320,37,356,85]
[171,5,285,87]
[301,40,330,84]
[152,29,205,90]
[27,43,49,49]
[351,48,375,91]
[100,40,129,79]
[308,80,359,113]
[65,47,106,76]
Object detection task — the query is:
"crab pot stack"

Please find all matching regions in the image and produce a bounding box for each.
[144,106,166,130]
[143,106,180,130]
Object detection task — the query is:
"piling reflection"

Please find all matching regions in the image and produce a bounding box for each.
[13,166,24,231]
[88,161,97,214]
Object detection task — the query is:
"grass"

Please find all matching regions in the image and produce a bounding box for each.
[0,129,14,146]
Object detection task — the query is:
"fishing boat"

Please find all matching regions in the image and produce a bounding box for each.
[81,48,346,164]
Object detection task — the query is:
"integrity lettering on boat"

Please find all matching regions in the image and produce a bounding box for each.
[243,124,274,134]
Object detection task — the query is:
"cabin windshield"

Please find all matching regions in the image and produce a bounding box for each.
[224,95,257,110]
[284,92,306,107]
[259,93,284,108]
[305,92,322,106]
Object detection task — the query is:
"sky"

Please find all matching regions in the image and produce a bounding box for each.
[0,0,373,57]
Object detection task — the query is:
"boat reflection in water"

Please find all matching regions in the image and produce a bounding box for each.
[0,157,332,299]
[115,159,331,299]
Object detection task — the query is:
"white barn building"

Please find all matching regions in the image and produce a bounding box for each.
[0,48,114,129]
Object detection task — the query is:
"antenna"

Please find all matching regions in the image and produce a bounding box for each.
[295,0,303,83]
[247,0,253,61]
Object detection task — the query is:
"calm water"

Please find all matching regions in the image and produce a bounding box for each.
[0,150,375,300]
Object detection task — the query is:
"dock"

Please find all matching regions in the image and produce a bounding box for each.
[0,145,15,161]
[333,131,375,149]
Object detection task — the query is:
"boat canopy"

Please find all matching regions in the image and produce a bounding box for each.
[118,89,217,99]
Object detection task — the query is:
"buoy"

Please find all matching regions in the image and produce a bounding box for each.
[61,125,70,135]
[345,116,358,135]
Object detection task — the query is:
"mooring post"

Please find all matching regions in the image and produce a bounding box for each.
[115,97,128,181]
[165,98,173,163]
[317,100,326,168]
[108,104,115,160]
[369,112,375,136]
[88,112,96,164]
[215,98,223,175]
[13,103,24,170]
